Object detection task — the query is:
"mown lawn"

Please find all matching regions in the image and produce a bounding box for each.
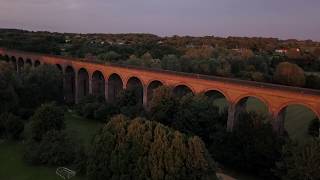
[0,112,102,180]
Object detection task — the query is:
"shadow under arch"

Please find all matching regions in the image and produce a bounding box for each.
[173,84,194,98]
[92,70,105,98]
[233,95,270,128]
[147,80,164,104]
[204,89,230,112]
[107,73,123,102]
[65,66,76,104]
[10,56,17,71]
[126,76,144,105]
[78,68,89,100]
[276,102,319,141]
[26,59,32,66]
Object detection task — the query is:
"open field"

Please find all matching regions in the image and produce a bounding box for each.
[0,112,102,180]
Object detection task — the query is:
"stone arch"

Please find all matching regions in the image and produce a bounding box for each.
[233,95,270,128]
[18,57,24,72]
[147,80,163,103]
[204,89,230,112]
[65,66,76,104]
[276,102,320,140]
[11,56,17,71]
[4,55,10,62]
[34,60,41,67]
[126,76,144,105]
[173,84,194,98]
[78,68,89,100]
[56,64,63,72]
[108,73,123,102]
[92,70,105,98]
[26,59,32,66]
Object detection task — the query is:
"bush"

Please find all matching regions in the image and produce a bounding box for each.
[0,113,24,140]
[275,139,320,180]
[24,130,76,166]
[87,115,218,180]
[30,103,65,141]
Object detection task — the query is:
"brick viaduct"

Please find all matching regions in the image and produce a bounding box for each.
[1,48,320,132]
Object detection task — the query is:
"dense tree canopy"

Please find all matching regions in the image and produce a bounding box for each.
[87,115,218,180]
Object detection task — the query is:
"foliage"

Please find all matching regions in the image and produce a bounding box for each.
[174,94,226,143]
[30,103,65,141]
[24,130,76,166]
[87,115,218,180]
[274,62,306,87]
[275,139,320,180]
[148,86,178,125]
[17,64,64,110]
[210,112,285,178]
[308,119,319,137]
[0,113,24,140]
[115,90,145,118]
[0,62,19,114]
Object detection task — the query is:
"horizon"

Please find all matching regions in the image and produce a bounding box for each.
[0,0,319,41]
[1,27,318,42]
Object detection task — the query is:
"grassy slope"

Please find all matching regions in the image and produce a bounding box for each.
[0,112,102,180]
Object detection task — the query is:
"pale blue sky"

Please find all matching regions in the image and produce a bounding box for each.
[0,0,319,40]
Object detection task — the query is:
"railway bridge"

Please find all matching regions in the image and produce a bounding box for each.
[1,48,319,132]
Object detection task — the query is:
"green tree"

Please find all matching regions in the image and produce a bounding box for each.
[148,86,178,125]
[18,64,64,110]
[0,62,18,114]
[174,94,225,143]
[274,62,306,87]
[87,115,217,180]
[24,130,76,166]
[0,113,24,140]
[276,139,320,180]
[30,103,65,141]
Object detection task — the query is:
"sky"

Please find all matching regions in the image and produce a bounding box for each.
[0,0,319,40]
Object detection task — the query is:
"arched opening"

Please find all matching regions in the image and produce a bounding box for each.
[4,55,10,62]
[78,68,89,100]
[205,90,229,112]
[126,77,144,105]
[108,73,123,102]
[173,85,193,98]
[34,60,40,67]
[11,56,17,71]
[234,96,269,128]
[278,104,319,141]
[56,64,63,72]
[18,57,24,72]
[92,71,105,98]
[147,80,163,103]
[26,59,32,67]
[65,66,76,104]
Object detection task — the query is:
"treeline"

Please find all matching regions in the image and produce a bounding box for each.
[1,29,320,89]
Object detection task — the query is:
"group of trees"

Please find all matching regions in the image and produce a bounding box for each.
[1,29,320,89]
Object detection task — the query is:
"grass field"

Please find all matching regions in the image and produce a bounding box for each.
[0,112,102,180]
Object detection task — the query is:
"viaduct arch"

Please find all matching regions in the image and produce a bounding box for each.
[1,48,320,132]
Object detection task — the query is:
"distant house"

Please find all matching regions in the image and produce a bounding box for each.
[275,49,288,54]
